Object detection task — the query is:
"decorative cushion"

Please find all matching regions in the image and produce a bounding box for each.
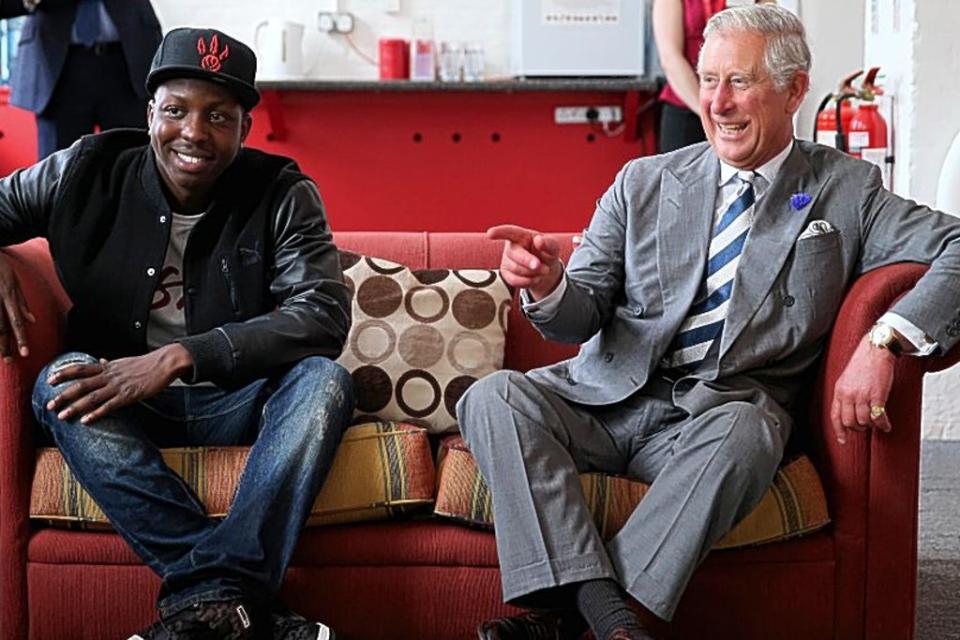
[30,421,435,529]
[337,251,513,433]
[433,435,830,549]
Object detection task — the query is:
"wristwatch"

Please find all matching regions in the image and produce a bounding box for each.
[867,322,903,357]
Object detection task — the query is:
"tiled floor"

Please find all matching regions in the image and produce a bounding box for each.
[917,440,960,639]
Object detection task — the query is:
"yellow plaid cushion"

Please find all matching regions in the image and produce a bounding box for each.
[30,421,435,529]
[433,435,830,549]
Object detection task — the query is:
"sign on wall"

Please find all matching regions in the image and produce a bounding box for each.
[541,0,621,26]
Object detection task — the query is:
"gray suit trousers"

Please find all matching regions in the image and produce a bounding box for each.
[457,370,790,621]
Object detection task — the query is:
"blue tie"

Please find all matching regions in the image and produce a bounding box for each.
[663,171,757,371]
[74,0,102,47]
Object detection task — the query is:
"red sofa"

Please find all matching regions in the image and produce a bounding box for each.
[0,233,953,639]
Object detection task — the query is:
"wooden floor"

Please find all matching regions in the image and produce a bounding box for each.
[917,440,960,639]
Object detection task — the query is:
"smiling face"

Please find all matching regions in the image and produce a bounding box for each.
[148,78,252,213]
[698,30,808,169]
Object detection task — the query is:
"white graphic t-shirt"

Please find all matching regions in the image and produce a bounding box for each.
[147,212,203,352]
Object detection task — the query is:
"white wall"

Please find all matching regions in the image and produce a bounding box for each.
[793,0,864,144]
[911,1,960,208]
[152,0,512,80]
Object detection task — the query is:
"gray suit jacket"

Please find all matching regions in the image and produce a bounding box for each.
[527,140,960,424]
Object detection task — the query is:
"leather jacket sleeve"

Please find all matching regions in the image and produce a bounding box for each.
[177,180,352,384]
[0,143,77,245]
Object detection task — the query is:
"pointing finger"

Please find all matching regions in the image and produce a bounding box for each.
[487,224,538,246]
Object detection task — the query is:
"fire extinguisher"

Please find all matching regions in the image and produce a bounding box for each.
[813,67,892,187]
[814,70,861,152]
[846,68,888,166]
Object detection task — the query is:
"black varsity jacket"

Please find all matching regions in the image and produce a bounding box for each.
[0,129,351,386]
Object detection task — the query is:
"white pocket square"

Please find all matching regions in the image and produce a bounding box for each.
[798,220,836,240]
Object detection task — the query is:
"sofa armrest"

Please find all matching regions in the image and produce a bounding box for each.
[815,262,943,638]
[0,239,69,640]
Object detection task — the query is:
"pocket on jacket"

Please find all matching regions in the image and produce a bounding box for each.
[794,230,841,256]
[780,233,846,336]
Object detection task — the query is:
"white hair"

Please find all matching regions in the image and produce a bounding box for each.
[698,4,811,92]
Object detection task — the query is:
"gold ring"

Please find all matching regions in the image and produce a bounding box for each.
[870,405,886,419]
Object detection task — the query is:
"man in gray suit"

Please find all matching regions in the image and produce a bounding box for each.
[459,5,960,640]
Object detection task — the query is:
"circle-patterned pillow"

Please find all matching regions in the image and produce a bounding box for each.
[337,251,513,433]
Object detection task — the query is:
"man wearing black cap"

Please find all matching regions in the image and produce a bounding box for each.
[0,27,351,639]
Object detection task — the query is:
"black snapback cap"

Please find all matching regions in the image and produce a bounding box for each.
[146,27,260,110]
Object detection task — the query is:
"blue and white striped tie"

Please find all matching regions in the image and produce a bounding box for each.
[663,170,757,371]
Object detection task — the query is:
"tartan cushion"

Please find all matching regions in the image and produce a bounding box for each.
[336,251,513,434]
[433,435,830,549]
[30,421,435,529]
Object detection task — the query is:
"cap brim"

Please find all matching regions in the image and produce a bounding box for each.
[146,66,260,110]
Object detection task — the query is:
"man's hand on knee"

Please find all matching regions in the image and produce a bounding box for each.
[45,344,194,424]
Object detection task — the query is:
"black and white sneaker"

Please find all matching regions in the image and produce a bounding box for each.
[128,599,258,640]
[270,604,336,640]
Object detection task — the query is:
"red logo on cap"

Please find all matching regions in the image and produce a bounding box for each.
[197,34,230,73]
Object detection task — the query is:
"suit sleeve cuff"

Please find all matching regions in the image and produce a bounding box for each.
[521,272,568,320]
[880,312,939,356]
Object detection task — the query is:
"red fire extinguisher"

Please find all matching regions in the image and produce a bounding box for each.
[814,70,861,152]
[813,67,891,187]
[846,68,888,166]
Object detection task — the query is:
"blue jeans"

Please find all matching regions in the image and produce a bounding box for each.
[32,352,353,617]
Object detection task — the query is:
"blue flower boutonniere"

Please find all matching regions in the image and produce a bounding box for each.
[790,192,812,211]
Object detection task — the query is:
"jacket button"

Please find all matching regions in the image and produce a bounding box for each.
[187,287,197,296]
[783,295,795,307]
[604,352,614,362]
[133,321,142,329]
[146,267,156,277]
[159,215,167,224]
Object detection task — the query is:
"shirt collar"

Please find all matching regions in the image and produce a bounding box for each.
[717,138,795,189]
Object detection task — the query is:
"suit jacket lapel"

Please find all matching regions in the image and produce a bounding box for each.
[657,149,719,324]
[719,143,829,359]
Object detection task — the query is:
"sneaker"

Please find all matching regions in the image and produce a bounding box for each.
[270,604,336,640]
[128,599,258,640]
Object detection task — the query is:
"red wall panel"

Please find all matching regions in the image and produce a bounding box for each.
[0,88,38,177]
[246,89,656,232]
[0,87,657,233]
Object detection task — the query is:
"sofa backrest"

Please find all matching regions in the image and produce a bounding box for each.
[335,231,580,373]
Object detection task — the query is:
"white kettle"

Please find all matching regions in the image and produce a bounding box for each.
[254,19,306,79]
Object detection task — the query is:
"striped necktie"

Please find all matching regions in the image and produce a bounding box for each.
[663,170,757,371]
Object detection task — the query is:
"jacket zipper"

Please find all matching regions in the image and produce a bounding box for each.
[220,257,240,315]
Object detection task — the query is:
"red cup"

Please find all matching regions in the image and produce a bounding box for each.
[378,38,410,80]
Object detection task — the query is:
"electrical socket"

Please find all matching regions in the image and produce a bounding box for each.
[318,11,355,34]
[554,105,623,124]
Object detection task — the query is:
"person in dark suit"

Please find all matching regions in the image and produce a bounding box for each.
[1,0,161,159]
[459,5,960,640]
